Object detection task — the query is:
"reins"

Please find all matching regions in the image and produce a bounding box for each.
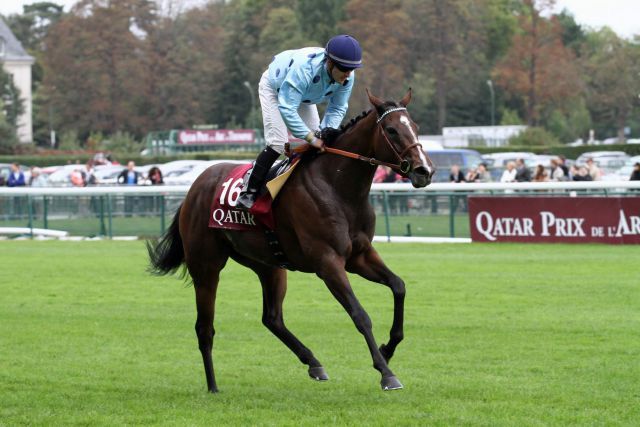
[322,146,410,172]
[285,106,421,174]
[327,107,420,174]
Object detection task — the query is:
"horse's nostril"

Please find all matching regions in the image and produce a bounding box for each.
[413,166,428,176]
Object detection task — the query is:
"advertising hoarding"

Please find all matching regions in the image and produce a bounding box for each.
[468,197,640,244]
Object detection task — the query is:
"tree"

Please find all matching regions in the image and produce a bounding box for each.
[403,0,496,132]
[213,0,275,128]
[0,67,24,128]
[5,2,64,53]
[581,29,640,140]
[493,0,582,126]
[41,0,157,139]
[341,0,411,114]
[0,99,19,153]
[296,0,346,46]
[259,8,311,55]
[555,8,586,56]
[140,2,226,130]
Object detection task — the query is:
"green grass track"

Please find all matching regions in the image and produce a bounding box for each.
[1,241,638,425]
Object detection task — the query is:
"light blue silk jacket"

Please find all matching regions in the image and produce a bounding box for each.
[266,47,355,139]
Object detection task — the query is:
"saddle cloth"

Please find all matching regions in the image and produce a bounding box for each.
[208,158,300,231]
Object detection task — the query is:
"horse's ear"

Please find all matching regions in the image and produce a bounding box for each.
[366,88,385,109]
[400,88,412,107]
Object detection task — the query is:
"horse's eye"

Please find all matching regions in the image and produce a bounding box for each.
[385,127,398,135]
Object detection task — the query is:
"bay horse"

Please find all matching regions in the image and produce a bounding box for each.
[148,89,434,392]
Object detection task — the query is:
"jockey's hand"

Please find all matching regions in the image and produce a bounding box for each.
[310,137,325,153]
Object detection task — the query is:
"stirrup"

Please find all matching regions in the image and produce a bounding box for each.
[236,191,257,210]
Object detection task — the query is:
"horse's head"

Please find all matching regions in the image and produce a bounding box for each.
[367,89,434,188]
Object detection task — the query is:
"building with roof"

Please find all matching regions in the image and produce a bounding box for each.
[0,17,35,143]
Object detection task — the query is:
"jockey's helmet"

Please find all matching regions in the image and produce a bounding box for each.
[325,35,363,70]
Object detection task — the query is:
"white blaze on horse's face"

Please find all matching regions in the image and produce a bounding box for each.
[399,115,432,174]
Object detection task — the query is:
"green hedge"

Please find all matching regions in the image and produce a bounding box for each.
[3,144,640,167]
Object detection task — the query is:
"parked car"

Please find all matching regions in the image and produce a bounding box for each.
[481,152,538,169]
[46,164,87,187]
[156,160,208,178]
[424,149,484,182]
[163,160,247,185]
[93,165,135,186]
[575,151,630,175]
[601,156,640,181]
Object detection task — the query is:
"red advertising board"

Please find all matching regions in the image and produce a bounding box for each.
[468,197,640,244]
[177,129,255,145]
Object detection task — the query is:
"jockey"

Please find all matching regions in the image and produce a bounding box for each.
[236,34,363,210]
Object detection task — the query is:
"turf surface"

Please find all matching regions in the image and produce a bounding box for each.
[1,241,639,425]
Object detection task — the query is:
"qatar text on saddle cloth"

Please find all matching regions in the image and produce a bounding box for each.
[208,161,299,231]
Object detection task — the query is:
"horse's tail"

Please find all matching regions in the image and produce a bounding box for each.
[147,204,184,276]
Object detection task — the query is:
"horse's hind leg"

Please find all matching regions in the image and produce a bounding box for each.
[346,246,405,363]
[188,244,228,393]
[258,267,328,381]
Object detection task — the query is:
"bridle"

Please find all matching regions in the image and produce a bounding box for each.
[321,106,422,174]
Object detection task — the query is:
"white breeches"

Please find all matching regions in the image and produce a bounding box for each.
[258,70,320,154]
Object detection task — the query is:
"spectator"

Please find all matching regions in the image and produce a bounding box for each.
[449,165,467,212]
[585,158,601,181]
[558,155,570,177]
[117,161,141,185]
[572,166,592,181]
[532,165,549,182]
[465,167,479,182]
[147,166,164,185]
[70,167,85,187]
[373,166,387,183]
[550,159,566,181]
[475,163,492,182]
[449,165,466,183]
[118,161,141,217]
[515,158,531,182]
[30,167,48,187]
[500,161,517,183]
[382,166,399,183]
[630,162,640,181]
[7,163,26,187]
[84,160,97,186]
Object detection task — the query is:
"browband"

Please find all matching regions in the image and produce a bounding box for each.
[376,107,407,124]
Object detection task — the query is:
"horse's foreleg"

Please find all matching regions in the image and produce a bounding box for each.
[346,247,405,363]
[319,257,402,390]
[256,266,328,381]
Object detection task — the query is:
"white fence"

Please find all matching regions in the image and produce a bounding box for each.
[1,181,639,239]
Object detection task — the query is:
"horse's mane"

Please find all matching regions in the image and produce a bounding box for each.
[299,101,398,163]
[320,101,399,146]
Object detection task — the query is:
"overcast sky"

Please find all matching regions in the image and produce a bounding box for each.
[1,0,639,39]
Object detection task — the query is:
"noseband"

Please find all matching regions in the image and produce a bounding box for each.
[319,107,422,174]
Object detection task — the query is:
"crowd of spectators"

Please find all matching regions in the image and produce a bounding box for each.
[2,159,164,188]
[444,156,640,184]
[4,156,640,188]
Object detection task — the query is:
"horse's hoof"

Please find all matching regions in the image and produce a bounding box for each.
[308,366,329,381]
[381,375,403,391]
[208,387,219,393]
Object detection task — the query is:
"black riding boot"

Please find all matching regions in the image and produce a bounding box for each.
[237,146,280,210]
